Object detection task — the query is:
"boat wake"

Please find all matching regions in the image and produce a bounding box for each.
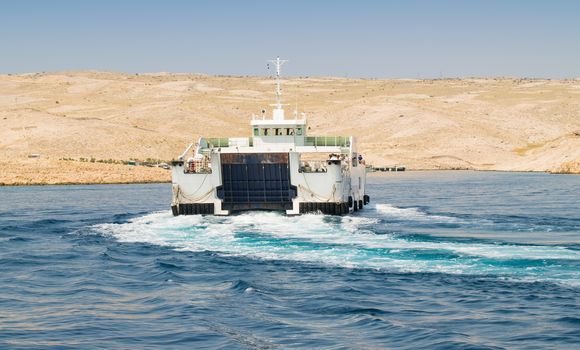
[92,204,580,286]
[375,203,465,223]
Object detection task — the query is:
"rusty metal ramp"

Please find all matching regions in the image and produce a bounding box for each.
[218,153,297,212]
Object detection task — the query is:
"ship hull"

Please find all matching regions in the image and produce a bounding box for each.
[171,151,367,216]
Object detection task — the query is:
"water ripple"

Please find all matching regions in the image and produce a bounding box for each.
[1,174,579,349]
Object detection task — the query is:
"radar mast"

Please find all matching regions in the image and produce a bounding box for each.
[267,57,288,120]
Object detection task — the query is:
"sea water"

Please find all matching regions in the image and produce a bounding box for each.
[0,171,579,349]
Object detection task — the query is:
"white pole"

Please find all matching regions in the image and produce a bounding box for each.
[267,57,287,110]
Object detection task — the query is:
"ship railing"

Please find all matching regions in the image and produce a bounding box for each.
[304,136,350,148]
[184,159,212,174]
[204,137,255,149]
[229,137,252,147]
[299,160,329,173]
[205,137,230,148]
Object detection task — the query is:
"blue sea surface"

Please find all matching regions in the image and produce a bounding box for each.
[1,171,579,349]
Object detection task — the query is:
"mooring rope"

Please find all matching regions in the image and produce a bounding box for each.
[175,174,214,203]
[299,172,336,202]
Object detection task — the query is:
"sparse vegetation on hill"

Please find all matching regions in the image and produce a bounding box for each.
[1,72,579,185]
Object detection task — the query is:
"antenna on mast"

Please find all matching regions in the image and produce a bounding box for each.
[267,57,288,120]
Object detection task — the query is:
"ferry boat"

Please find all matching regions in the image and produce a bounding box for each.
[171,58,369,216]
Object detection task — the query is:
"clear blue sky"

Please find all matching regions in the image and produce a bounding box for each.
[1,0,579,78]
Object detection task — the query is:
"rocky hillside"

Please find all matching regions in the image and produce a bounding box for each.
[1,72,579,184]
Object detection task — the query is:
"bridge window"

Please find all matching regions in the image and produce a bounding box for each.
[286,128,294,135]
[274,128,282,136]
[261,128,271,136]
[296,127,303,136]
[253,128,259,136]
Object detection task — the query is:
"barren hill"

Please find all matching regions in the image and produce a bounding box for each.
[1,72,579,185]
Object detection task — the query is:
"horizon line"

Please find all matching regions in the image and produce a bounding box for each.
[2,70,579,81]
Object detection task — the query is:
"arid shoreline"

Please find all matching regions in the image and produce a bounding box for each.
[1,72,579,183]
[2,165,577,187]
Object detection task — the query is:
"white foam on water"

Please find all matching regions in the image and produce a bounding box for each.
[375,204,463,223]
[92,209,580,284]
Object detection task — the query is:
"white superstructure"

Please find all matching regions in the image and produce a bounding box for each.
[171,58,369,216]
